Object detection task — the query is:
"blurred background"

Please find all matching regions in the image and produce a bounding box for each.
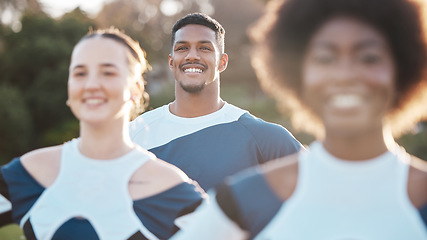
[1,0,427,165]
[0,0,427,237]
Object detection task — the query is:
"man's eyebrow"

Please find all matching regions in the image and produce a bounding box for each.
[174,40,188,45]
[199,40,214,44]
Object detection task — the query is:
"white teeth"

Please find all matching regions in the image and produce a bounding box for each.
[85,99,104,105]
[184,68,203,73]
[330,94,363,108]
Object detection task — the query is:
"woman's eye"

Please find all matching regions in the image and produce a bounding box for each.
[73,72,86,77]
[360,54,381,64]
[103,71,117,76]
[312,54,334,64]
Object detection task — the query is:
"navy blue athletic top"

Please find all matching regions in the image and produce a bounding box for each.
[130,103,302,190]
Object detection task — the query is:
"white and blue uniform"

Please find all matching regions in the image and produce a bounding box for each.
[129,102,302,190]
[173,141,427,239]
[0,139,204,240]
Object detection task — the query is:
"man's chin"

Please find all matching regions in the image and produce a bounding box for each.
[180,82,206,93]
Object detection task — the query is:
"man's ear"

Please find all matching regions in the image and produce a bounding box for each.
[218,53,228,72]
[169,54,174,70]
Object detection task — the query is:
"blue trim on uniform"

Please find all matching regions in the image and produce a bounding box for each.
[1,158,44,223]
[133,181,204,239]
[225,168,283,237]
[419,203,427,227]
[0,211,12,227]
[127,231,149,240]
[23,219,36,240]
[52,218,98,240]
[215,182,244,228]
[0,158,204,239]
[150,113,301,190]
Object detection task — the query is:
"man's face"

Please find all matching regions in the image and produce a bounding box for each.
[169,24,227,94]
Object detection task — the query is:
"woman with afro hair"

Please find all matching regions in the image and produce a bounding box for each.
[171,0,427,239]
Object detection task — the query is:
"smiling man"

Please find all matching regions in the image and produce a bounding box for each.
[129,13,302,190]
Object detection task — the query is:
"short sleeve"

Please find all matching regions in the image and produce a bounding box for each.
[237,113,302,164]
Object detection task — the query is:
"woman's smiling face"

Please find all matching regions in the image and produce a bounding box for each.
[302,16,396,138]
[68,37,134,126]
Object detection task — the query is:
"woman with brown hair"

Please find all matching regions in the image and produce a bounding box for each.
[0,28,205,240]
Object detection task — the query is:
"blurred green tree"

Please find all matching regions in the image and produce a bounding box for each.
[0,0,42,31]
[1,0,426,164]
[397,122,427,160]
[0,84,32,164]
[0,9,96,164]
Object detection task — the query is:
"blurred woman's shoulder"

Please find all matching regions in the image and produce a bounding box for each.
[20,145,63,188]
[408,155,427,208]
[262,152,300,201]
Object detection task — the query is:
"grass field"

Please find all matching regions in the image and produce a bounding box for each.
[0,224,25,240]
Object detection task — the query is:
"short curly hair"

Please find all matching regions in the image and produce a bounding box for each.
[250,0,427,137]
[77,27,151,120]
[171,13,226,53]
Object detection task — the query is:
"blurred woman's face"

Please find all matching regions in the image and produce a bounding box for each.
[302,16,396,138]
[68,37,134,126]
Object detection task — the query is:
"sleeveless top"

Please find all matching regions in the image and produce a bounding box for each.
[21,139,158,240]
[171,141,427,239]
[255,141,427,239]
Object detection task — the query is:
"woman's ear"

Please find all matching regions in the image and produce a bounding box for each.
[131,80,144,104]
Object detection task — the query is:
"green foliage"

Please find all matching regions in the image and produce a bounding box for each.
[0,84,32,164]
[41,119,79,146]
[146,81,175,110]
[0,9,96,162]
[397,122,427,160]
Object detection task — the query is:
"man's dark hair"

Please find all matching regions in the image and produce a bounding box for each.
[171,13,225,53]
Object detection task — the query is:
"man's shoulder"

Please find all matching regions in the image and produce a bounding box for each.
[236,112,293,137]
[130,105,169,135]
[221,103,247,120]
[233,111,302,156]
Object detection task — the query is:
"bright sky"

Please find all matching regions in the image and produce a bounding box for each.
[38,0,109,18]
